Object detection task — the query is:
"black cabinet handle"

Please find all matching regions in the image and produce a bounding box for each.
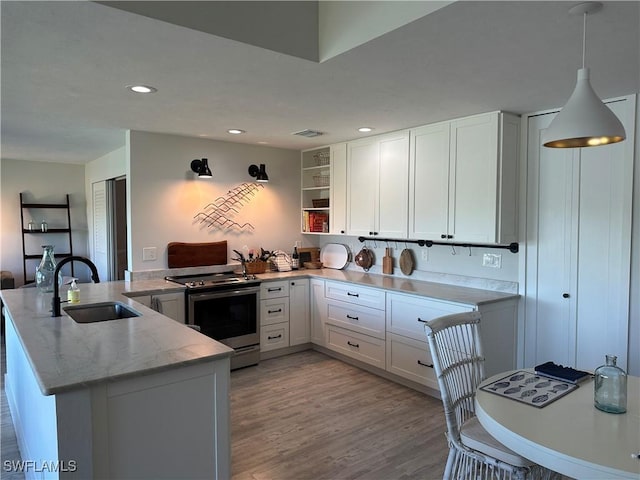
[268,287,282,292]
[563,293,570,298]
[340,230,345,234]
[441,234,447,239]
[347,292,359,297]
[346,314,359,321]
[268,309,282,314]
[417,360,434,368]
[347,341,360,348]
[417,318,428,323]
[291,282,295,286]
[268,334,282,340]
[369,231,374,235]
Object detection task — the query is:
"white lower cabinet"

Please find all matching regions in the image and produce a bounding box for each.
[261,322,290,352]
[128,291,185,323]
[310,278,327,346]
[326,324,385,369]
[386,333,438,390]
[259,279,310,354]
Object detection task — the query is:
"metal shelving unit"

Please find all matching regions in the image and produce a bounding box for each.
[20,192,74,284]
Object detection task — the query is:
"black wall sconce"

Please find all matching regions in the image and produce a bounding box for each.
[248,164,269,183]
[191,158,212,178]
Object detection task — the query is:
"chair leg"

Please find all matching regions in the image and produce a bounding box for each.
[443,447,457,480]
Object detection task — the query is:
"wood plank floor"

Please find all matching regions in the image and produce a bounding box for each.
[230,350,448,480]
[1,344,448,480]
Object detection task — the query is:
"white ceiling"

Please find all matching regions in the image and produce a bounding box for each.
[1,1,638,164]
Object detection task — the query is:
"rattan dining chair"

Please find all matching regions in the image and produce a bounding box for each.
[424,311,558,480]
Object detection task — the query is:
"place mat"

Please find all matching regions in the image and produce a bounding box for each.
[480,371,578,408]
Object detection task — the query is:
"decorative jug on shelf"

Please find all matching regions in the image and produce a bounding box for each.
[35,245,57,293]
[594,354,627,414]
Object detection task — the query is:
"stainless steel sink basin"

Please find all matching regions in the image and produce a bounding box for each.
[63,301,141,323]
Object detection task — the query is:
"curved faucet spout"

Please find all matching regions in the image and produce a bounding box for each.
[52,256,100,317]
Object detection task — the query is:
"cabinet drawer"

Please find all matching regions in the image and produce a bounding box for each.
[386,333,438,390]
[260,322,289,352]
[326,324,385,369]
[260,298,289,326]
[325,281,385,310]
[326,301,385,339]
[386,292,471,341]
[260,280,289,300]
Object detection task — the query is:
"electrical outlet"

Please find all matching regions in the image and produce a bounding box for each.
[142,247,157,261]
[421,249,428,260]
[482,253,502,268]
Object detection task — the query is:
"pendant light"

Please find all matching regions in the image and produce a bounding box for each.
[543,2,626,148]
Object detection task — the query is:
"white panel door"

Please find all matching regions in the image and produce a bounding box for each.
[92,181,111,283]
[525,97,634,371]
[346,138,378,236]
[449,112,499,243]
[377,131,409,238]
[409,122,450,239]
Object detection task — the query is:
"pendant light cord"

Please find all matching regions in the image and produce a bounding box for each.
[582,12,587,69]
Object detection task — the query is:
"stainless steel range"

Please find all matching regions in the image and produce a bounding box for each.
[165,271,261,370]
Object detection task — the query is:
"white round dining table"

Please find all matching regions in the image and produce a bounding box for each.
[475,371,640,479]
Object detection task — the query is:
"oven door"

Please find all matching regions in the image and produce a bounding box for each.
[187,286,260,349]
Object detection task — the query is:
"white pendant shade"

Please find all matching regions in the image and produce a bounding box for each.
[543,68,626,148]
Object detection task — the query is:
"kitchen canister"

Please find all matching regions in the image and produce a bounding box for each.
[36,245,57,293]
[594,354,627,414]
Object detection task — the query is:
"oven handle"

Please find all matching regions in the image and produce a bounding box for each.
[188,286,261,301]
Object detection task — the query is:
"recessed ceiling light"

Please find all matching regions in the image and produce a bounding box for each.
[126,85,157,94]
[227,129,245,135]
[358,127,373,133]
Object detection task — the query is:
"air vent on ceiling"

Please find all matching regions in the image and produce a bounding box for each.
[292,129,324,138]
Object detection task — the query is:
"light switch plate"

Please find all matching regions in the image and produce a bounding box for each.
[482,253,501,268]
[142,247,157,261]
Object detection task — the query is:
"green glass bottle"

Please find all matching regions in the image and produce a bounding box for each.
[594,354,627,414]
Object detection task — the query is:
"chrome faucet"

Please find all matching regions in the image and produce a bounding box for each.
[51,256,100,317]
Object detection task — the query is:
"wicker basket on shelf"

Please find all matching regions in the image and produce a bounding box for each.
[312,198,329,208]
[244,260,267,274]
[313,175,330,187]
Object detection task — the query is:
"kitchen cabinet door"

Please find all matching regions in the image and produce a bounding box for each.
[346,137,378,236]
[152,292,185,323]
[310,279,327,346]
[289,279,310,346]
[450,112,520,243]
[524,97,634,372]
[378,131,409,238]
[330,143,347,234]
[409,121,450,239]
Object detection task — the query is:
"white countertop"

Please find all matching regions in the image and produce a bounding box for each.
[1,281,233,396]
[0,270,517,397]
[256,268,519,306]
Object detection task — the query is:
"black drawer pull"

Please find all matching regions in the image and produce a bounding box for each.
[417,318,428,323]
[346,315,359,321]
[347,292,359,297]
[347,341,360,348]
[268,287,282,292]
[268,334,283,340]
[417,360,434,368]
[268,309,282,314]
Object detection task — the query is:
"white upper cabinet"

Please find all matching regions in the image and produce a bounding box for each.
[346,131,409,237]
[409,111,520,244]
[330,143,347,234]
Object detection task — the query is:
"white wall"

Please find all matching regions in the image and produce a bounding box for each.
[0,159,89,286]
[628,95,640,376]
[126,131,302,272]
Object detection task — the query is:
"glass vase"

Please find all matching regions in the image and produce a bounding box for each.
[35,245,57,293]
[594,354,627,414]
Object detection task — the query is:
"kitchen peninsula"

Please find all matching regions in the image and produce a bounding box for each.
[1,282,232,480]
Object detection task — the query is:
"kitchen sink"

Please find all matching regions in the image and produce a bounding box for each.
[63,301,141,323]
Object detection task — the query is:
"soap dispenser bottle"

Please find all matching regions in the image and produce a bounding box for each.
[67,279,80,304]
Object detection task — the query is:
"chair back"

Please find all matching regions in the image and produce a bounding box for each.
[424,311,485,445]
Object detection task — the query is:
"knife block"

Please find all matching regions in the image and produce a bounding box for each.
[383,248,394,275]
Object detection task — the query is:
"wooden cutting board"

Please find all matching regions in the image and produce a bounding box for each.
[167,241,227,268]
[399,249,415,275]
